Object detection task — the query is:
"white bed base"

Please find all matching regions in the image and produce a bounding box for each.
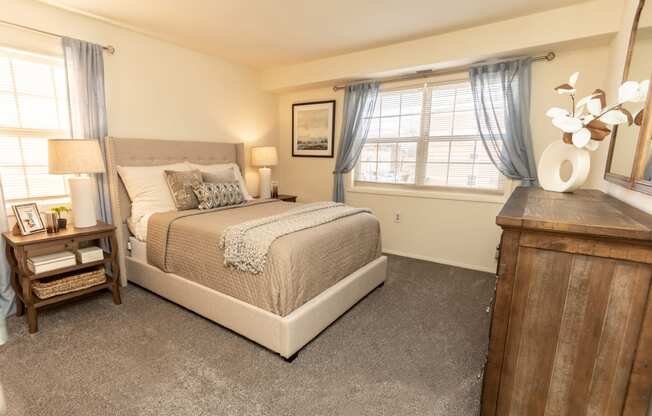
[126,255,387,359]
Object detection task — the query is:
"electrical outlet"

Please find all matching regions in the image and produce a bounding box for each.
[393,212,401,223]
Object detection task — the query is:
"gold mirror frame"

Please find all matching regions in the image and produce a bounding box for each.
[604,0,652,195]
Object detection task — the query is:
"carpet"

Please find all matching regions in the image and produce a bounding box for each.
[0,255,495,416]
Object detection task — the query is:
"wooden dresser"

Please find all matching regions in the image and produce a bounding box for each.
[482,187,652,416]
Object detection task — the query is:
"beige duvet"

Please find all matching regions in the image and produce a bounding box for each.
[147,200,381,317]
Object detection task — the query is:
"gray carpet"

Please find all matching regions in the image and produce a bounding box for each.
[0,255,494,416]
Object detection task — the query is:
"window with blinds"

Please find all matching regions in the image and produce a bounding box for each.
[0,47,70,203]
[356,76,505,191]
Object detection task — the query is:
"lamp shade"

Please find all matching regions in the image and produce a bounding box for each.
[251,146,278,167]
[48,139,106,174]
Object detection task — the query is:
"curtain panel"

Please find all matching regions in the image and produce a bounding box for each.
[62,38,112,224]
[469,58,538,186]
[0,173,13,343]
[332,82,380,202]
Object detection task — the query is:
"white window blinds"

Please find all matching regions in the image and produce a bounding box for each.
[0,47,70,203]
[356,77,505,191]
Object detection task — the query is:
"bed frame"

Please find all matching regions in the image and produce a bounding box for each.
[105,137,387,360]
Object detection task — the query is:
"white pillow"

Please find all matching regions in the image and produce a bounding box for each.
[117,162,190,227]
[186,162,253,200]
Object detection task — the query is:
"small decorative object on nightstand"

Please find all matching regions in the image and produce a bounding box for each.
[2,221,121,333]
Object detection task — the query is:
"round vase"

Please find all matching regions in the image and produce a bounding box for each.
[537,140,590,193]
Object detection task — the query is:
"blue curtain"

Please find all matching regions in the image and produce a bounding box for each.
[62,38,112,224]
[332,82,380,202]
[469,58,538,186]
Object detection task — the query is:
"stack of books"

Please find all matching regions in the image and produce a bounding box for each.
[27,251,76,274]
[76,246,104,264]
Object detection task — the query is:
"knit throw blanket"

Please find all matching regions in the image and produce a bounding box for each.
[219,202,372,274]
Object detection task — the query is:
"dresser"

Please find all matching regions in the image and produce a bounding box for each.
[482,187,652,416]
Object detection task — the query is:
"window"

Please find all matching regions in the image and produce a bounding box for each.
[356,76,505,192]
[0,47,70,203]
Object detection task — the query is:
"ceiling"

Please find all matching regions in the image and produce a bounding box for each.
[40,0,589,69]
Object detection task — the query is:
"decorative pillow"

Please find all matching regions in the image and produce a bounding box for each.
[117,162,190,224]
[186,162,253,201]
[202,168,237,184]
[193,182,244,210]
[164,169,203,210]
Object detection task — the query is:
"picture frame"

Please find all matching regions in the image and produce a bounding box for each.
[292,100,336,158]
[12,203,45,236]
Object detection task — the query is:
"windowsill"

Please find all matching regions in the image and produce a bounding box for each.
[347,181,513,204]
[5,196,71,217]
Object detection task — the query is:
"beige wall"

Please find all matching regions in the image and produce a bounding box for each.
[261,0,621,92]
[3,0,278,195]
[276,43,610,272]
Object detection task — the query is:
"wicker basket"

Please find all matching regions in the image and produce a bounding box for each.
[33,268,106,299]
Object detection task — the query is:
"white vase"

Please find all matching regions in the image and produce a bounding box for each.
[537,140,590,193]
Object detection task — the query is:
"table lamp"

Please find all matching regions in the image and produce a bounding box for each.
[251,146,278,199]
[48,139,106,228]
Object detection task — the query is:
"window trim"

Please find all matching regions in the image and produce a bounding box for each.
[354,73,506,195]
[348,173,515,204]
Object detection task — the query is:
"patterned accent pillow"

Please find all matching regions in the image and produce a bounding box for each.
[193,182,245,210]
[164,170,203,210]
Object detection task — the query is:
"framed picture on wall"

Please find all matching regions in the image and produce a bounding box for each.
[292,100,336,158]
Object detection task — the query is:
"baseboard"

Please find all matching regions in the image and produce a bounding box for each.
[382,249,496,274]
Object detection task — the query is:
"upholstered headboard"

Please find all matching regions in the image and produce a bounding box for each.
[105,137,246,284]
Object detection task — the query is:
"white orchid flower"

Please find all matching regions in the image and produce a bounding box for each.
[581,114,595,124]
[571,128,591,148]
[569,72,579,87]
[586,99,603,116]
[546,107,569,118]
[554,72,579,95]
[599,109,629,125]
[639,80,650,102]
[619,81,642,103]
[575,93,599,111]
[552,115,583,133]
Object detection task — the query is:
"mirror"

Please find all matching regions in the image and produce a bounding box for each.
[642,145,652,181]
[605,0,652,191]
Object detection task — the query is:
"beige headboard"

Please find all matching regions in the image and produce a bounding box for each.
[105,137,246,284]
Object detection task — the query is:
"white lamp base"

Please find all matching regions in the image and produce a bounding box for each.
[258,167,272,199]
[68,176,97,228]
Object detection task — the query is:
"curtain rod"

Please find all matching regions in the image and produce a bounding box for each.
[332,51,555,91]
[0,19,115,54]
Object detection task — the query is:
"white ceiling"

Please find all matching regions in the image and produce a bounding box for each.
[40,0,589,69]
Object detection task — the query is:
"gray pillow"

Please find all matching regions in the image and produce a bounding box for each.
[164,169,203,210]
[193,182,244,210]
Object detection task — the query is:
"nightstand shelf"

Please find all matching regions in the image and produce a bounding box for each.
[26,254,111,280]
[2,221,121,333]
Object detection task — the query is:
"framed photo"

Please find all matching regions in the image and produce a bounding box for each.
[292,100,336,158]
[12,203,45,235]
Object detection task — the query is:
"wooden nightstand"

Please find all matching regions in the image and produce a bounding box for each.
[2,221,121,333]
[276,194,297,202]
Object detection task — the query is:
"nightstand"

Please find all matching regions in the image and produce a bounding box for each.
[276,194,297,202]
[2,221,121,333]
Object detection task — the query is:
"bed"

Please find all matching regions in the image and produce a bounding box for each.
[105,137,387,360]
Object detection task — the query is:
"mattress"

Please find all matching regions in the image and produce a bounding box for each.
[128,236,147,263]
[147,200,382,317]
